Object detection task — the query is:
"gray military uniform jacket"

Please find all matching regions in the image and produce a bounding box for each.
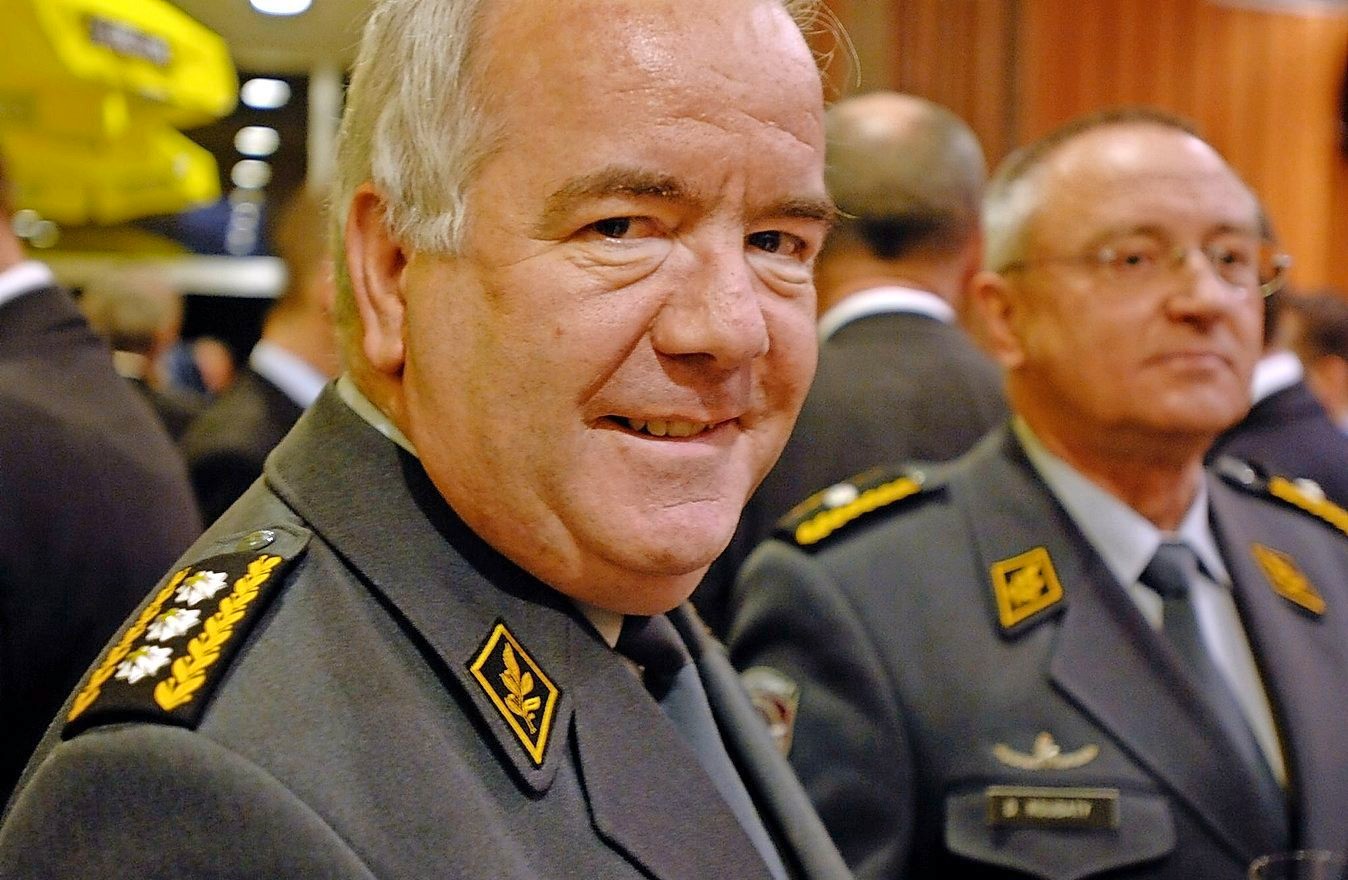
[727,427,1348,880]
[0,388,852,880]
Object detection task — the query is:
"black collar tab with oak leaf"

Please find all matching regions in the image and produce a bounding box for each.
[468,621,561,768]
[63,536,301,738]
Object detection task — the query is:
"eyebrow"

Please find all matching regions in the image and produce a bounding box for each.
[769,195,841,229]
[539,167,690,231]
[537,164,839,233]
[1085,221,1260,248]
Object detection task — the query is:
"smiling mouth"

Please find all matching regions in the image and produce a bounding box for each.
[621,417,714,438]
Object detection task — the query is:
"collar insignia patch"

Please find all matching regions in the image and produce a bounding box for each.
[741,666,801,757]
[469,622,561,767]
[1252,543,1325,616]
[994,731,1099,770]
[990,546,1064,631]
[65,548,298,737]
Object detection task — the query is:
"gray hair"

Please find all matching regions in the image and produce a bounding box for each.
[982,107,1202,272]
[334,0,827,256]
[330,0,827,353]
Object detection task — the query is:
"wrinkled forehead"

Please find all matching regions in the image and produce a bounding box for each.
[1031,124,1259,246]
[475,0,822,138]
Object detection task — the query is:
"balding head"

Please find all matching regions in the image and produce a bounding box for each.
[824,92,985,261]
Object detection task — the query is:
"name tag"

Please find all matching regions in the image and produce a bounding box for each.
[985,785,1119,830]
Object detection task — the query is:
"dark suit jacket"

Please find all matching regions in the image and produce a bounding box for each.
[1208,380,1348,508]
[179,366,305,525]
[0,389,852,880]
[728,428,1348,880]
[695,309,1007,636]
[0,285,201,804]
[126,376,204,441]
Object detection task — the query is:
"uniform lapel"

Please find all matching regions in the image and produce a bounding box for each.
[670,606,851,880]
[1208,474,1348,852]
[568,611,774,880]
[265,390,576,792]
[953,431,1279,863]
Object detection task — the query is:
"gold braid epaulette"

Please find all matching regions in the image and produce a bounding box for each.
[62,533,307,738]
[782,472,928,549]
[1267,476,1348,539]
[68,569,189,722]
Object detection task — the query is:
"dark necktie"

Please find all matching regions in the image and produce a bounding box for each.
[1140,542,1288,837]
[617,614,789,880]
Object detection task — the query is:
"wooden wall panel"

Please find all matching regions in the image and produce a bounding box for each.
[822,0,1348,288]
[1015,0,1348,289]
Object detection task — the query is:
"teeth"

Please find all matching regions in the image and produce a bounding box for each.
[624,418,710,438]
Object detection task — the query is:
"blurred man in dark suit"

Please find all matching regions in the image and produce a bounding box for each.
[0,153,201,804]
[78,273,204,439]
[1209,288,1348,507]
[696,91,1006,635]
[1287,291,1348,432]
[179,186,341,524]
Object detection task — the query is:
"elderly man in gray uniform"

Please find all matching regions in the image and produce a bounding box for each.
[0,1,851,878]
[728,108,1348,880]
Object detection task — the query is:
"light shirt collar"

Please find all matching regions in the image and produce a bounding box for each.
[576,602,624,648]
[816,285,955,342]
[335,373,417,456]
[1013,417,1230,591]
[0,261,55,309]
[1249,350,1303,405]
[249,340,328,408]
[335,374,629,649]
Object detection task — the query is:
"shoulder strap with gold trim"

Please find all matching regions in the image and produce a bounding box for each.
[1213,456,1348,540]
[774,464,939,552]
[63,526,309,739]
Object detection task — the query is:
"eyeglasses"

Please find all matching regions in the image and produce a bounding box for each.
[999,232,1292,299]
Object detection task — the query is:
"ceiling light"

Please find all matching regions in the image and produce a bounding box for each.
[235,126,280,157]
[240,78,290,110]
[231,159,273,190]
[249,0,313,15]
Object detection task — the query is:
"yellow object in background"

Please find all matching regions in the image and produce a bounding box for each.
[0,0,237,224]
[4,127,221,226]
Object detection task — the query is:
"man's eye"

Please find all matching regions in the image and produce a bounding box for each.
[590,218,633,239]
[747,230,805,256]
[1102,246,1159,273]
[1209,244,1254,268]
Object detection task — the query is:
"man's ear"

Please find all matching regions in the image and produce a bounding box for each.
[344,183,408,375]
[969,269,1027,371]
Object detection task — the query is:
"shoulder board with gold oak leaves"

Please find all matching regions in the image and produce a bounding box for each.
[1213,456,1348,540]
[774,465,934,552]
[63,529,306,739]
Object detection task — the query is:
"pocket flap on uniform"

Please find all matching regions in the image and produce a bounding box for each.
[945,786,1176,880]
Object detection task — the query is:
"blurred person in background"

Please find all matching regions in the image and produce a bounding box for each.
[1286,290,1348,434]
[78,272,205,439]
[1209,285,1348,508]
[179,185,341,524]
[728,108,1348,880]
[0,152,201,805]
[696,91,1005,635]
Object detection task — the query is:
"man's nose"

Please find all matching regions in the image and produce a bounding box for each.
[651,246,770,368]
[1168,247,1247,314]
